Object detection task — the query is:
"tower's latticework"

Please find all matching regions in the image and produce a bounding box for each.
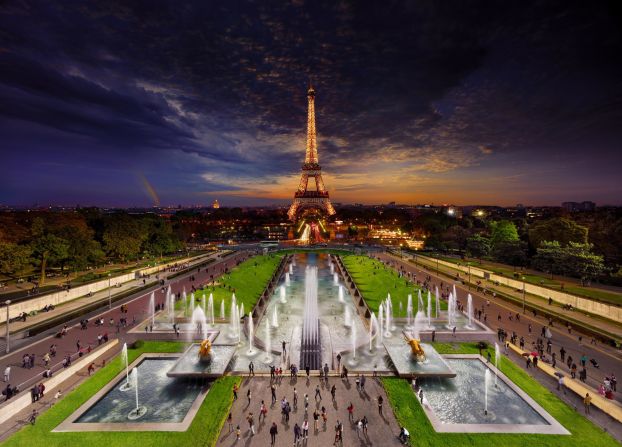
[288,85,336,221]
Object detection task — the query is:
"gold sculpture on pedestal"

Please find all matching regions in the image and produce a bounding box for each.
[403,334,426,360]
[198,339,212,360]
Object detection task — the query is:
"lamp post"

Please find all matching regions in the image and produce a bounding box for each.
[522,276,526,314]
[108,273,112,310]
[4,300,10,354]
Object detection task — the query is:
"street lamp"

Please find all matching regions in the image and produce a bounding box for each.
[108,273,112,309]
[4,300,10,354]
[522,276,526,314]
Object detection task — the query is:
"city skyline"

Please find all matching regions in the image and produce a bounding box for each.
[1,2,622,207]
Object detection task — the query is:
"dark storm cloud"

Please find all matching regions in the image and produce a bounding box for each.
[0,0,621,205]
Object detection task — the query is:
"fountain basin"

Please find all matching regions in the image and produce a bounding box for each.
[167,344,237,378]
[384,342,456,378]
[54,354,207,432]
[417,355,569,434]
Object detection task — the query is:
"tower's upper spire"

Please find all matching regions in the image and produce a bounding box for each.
[305,83,318,164]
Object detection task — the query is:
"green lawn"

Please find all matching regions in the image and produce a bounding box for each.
[382,341,618,447]
[424,254,622,305]
[3,340,240,447]
[341,255,447,315]
[179,253,283,318]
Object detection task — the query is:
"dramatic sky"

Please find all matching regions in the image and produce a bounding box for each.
[1,1,621,207]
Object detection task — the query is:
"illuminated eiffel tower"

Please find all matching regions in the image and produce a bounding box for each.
[288,84,336,221]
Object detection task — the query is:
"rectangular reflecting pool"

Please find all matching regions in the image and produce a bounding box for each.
[55,354,208,432]
[417,356,569,434]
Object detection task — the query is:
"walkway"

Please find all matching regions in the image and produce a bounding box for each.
[220,375,403,447]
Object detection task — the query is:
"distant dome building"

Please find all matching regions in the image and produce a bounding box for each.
[212,199,220,209]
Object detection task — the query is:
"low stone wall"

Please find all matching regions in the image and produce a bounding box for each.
[1,253,213,324]
[419,256,622,324]
[0,339,119,425]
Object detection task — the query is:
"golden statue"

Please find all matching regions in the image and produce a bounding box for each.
[403,334,426,360]
[198,339,212,358]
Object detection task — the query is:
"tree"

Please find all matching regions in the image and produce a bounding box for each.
[0,242,32,276]
[29,218,69,284]
[102,215,148,261]
[528,218,588,249]
[143,219,182,258]
[564,242,605,284]
[492,240,527,266]
[532,241,565,276]
[490,220,519,250]
[441,226,469,252]
[466,234,491,260]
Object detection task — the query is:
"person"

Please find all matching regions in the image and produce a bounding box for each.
[29,409,37,425]
[302,419,309,439]
[249,361,255,377]
[419,388,424,403]
[355,375,360,390]
[293,387,298,407]
[305,364,310,378]
[247,412,255,436]
[233,383,238,400]
[347,402,354,421]
[362,415,368,435]
[360,374,366,391]
[313,409,320,431]
[54,389,62,400]
[271,384,277,404]
[87,362,95,375]
[322,406,328,427]
[336,353,342,372]
[235,424,241,440]
[583,393,592,414]
[398,426,410,444]
[356,418,363,438]
[282,340,287,354]
[259,401,267,422]
[431,329,436,342]
[557,376,566,395]
[270,422,278,446]
[377,395,383,415]
[247,388,252,405]
[331,384,336,400]
[315,384,322,401]
[227,412,233,432]
[304,393,309,412]
[560,347,566,362]
[294,422,301,445]
[334,420,343,446]
[323,363,329,380]
[3,366,9,383]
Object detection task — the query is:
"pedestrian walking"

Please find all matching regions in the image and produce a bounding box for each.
[377,395,383,415]
[347,402,354,422]
[293,387,298,408]
[227,412,233,432]
[304,393,309,412]
[29,409,37,425]
[313,409,320,431]
[302,419,309,439]
[270,422,278,446]
[557,376,566,395]
[249,361,255,377]
[247,388,252,405]
[3,366,10,382]
[271,384,277,404]
[236,425,241,440]
[360,374,366,391]
[233,383,238,400]
[294,423,301,445]
[305,364,310,378]
[331,384,336,400]
[315,385,322,400]
[583,393,592,414]
[247,412,255,436]
[259,401,267,422]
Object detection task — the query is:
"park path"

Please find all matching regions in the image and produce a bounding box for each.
[0,250,250,404]
[220,375,403,447]
[377,252,622,405]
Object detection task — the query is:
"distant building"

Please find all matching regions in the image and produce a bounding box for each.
[212,199,220,209]
[562,201,595,212]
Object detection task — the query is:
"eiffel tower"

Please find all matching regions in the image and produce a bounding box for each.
[288,84,336,221]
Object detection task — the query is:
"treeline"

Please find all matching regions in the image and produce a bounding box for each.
[407,210,622,283]
[0,210,183,283]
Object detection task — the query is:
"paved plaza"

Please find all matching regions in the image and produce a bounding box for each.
[220,375,403,447]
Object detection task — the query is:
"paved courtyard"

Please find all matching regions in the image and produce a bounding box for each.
[219,375,403,447]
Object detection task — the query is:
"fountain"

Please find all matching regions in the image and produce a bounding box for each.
[264,322,272,361]
[208,294,215,326]
[127,368,147,420]
[148,292,155,328]
[466,294,474,329]
[229,301,238,338]
[272,306,279,328]
[369,312,377,352]
[247,313,255,354]
[418,290,424,314]
[413,311,425,340]
[191,307,208,340]
[406,294,413,328]
[377,304,384,348]
[220,298,225,320]
[333,272,338,285]
[240,303,245,318]
[119,343,131,391]
[301,266,321,369]
[168,289,175,325]
[435,286,440,318]
[351,324,357,360]
[344,306,352,328]
[289,263,293,275]
[330,263,334,275]
[285,272,291,286]
[384,297,392,338]
[494,342,501,387]
[202,294,206,317]
[446,293,456,329]
[338,285,344,303]
[427,291,432,329]
[280,285,287,303]
[484,368,490,415]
